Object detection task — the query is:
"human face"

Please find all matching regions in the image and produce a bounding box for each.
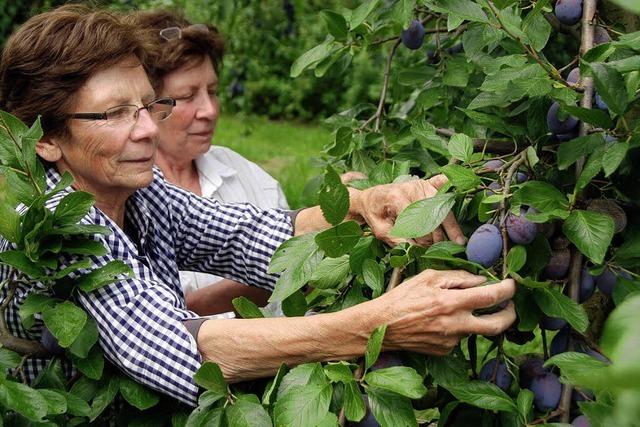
[157,57,219,162]
[49,56,159,200]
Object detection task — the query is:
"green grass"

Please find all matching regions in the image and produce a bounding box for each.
[213,114,330,209]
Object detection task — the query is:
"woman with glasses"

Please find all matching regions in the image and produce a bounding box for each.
[133,10,287,316]
[0,5,516,407]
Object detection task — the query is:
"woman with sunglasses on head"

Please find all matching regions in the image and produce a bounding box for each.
[132,10,287,317]
[0,4,516,407]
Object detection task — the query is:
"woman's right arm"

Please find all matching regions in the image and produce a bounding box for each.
[196,269,516,383]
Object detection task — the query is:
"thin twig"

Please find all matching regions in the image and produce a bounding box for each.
[559,1,598,422]
[499,151,528,276]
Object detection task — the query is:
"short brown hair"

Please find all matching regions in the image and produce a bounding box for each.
[0,4,151,137]
[132,9,225,92]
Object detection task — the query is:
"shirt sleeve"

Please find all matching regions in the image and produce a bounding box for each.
[73,249,203,406]
[161,180,294,292]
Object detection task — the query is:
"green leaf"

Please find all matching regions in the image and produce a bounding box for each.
[600,294,640,387]
[262,363,288,406]
[277,363,327,399]
[290,40,337,78]
[119,376,160,411]
[443,57,471,87]
[534,287,589,332]
[42,301,87,347]
[365,325,387,371]
[0,203,20,243]
[321,10,348,41]
[226,398,272,427]
[1,381,48,421]
[39,389,67,415]
[392,0,416,29]
[544,352,610,391]
[427,0,489,23]
[511,181,569,220]
[366,387,417,427]
[364,366,426,399]
[324,363,355,383]
[0,348,21,370]
[440,164,481,191]
[390,193,456,239]
[19,293,57,329]
[65,392,91,417]
[319,165,350,226]
[232,296,265,319]
[602,141,628,177]
[74,346,104,380]
[50,223,112,236]
[362,259,384,297]
[89,375,120,421]
[563,105,613,129]
[75,260,133,292]
[445,381,518,413]
[68,316,99,358]
[424,354,470,387]
[315,221,362,258]
[274,384,333,427]
[52,259,93,281]
[199,389,225,407]
[61,238,107,256]
[516,389,533,424]
[348,0,382,29]
[448,134,474,163]
[269,234,322,303]
[586,62,629,115]
[575,146,604,192]
[186,406,224,427]
[282,290,307,317]
[562,210,614,264]
[507,245,527,273]
[613,277,640,306]
[309,255,350,289]
[522,12,551,51]
[194,362,227,396]
[557,134,605,170]
[0,250,45,278]
[53,191,94,225]
[343,381,366,422]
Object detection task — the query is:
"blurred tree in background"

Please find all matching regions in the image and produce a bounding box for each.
[0,0,384,121]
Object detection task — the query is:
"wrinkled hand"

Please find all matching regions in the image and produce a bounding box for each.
[353,174,464,247]
[376,269,516,356]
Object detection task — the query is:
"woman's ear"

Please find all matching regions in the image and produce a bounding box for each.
[36,136,62,162]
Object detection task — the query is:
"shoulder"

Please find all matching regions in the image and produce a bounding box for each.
[209,146,280,185]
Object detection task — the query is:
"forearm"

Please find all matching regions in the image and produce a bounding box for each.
[185,279,271,316]
[196,301,379,382]
[293,188,364,236]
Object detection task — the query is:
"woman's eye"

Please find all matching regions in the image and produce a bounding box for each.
[208,89,218,96]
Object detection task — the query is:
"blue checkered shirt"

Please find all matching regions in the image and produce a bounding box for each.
[0,167,293,405]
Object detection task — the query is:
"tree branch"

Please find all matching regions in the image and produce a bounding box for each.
[435,128,523,154]
[499,151,529,276]
[559,0,598,422]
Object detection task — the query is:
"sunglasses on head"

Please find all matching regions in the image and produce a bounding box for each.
[159,24,209,41]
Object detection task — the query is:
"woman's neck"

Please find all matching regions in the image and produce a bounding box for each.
[155,151,202,195]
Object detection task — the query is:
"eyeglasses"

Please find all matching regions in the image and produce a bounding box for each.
[66,97,176,125]
[159,24,209,41]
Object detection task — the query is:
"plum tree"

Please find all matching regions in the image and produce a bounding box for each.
[572,415,591,427]
[506,208,538,244]
[484,159,504,171]
[543,247,571,279]
[593,26,611,45]
[595,267,631,295]
[466,223,503,267]
[554,0,583,25]
[478,358,512,391]
[401,20,425,50]
[530,371,563,411]
[547,102,579,135]
[540,315,568,330]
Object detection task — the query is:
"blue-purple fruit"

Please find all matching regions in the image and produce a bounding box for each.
[543,247,571,279]
[567,67,580,84]
[572,415,591,427]
[466,224,503,267]
[370,352,403,371]
[484,159,504,171]
[479,358,512,391]
[547,102,579,135]
[530,372,563,411]
[506,208,538,244]
[550,326,570,356]
[580,267,596,302]
[41,326,64,355]
[540,315,567,331]
[593,27,611,45]
[595,268,631,295]
[519,357,545,388]
[401,20,425,50]
[554,0,583,25]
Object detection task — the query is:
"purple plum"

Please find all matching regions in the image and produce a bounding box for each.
[596,268,632,295]
[579,267,596,302]
[506,208,538,245]
[594,92,608,111]
[484,159,505,171]
[401,20,425,50]
[530,372,563,411]
[547,102,579,135]
[466,224,503,267]
[572,415,591,427]
[41,326,64,355]
[540,315,567,331]
[555,0,583,25]
[594,27,611,45]
[550,327,570,356]
[479,358,512,391]
[370,352,403,371]
[567,67,580,84]
[543,248,571,279]
[519,357,545,389]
